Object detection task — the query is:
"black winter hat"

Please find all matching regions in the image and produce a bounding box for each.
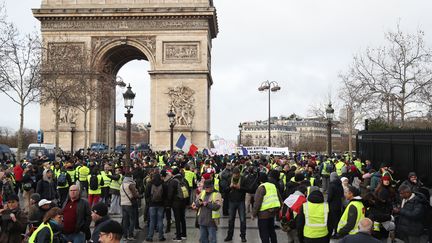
[92,202,108,217]
[99,220,123,235]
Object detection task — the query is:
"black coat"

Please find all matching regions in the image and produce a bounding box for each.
[36,180,57,201]
[396,193,426,237]
[339,232,381,243]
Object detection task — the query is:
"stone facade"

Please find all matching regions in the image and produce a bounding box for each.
[34,0,217,151]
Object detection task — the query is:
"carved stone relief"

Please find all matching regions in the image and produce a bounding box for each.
[163,42,199,62]
[166,86,195,127]
[47,42,85,71]
[92,36,156,60]
[57,107,78,125]
[41,19,209,32]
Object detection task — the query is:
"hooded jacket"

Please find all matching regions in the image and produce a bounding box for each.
[396,193,427,237]
[145,173,166,207]
[36,170,57,201]
[296,190,329,242]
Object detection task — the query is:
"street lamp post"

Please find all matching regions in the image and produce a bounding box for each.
[258,81,281,147]
[123,84,135,170]
[326,102,335,156]
[146,122,151,146]
[70,121,76,154]
[238,123,243,146]
[167,108,176,155]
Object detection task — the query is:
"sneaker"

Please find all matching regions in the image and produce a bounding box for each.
[172,238,182,242]
[127,236,136,241]
[224,237,232,242]
[159,238,166,241]
[181,236,187,240]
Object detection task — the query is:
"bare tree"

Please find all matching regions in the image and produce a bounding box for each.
[40,42,84,155]
[340,24,432,127]
[0,22,41,160]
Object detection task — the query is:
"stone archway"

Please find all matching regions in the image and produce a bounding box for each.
[33,1,218,151]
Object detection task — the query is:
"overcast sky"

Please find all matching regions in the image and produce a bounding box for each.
[1,0,432,141]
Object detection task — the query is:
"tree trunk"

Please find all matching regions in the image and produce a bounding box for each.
[17,103,25,161]
[84,109,88,149]
[55,101,60,158]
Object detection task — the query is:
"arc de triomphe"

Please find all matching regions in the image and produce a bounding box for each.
[33,0,218,151]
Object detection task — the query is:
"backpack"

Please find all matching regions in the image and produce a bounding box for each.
[89,175,99,190]
[57,172,67,187]
[323,162,334,173]
[279,204,296,232]
[176,178,189,199]
[243,172,259,194]
[150,184,164,202]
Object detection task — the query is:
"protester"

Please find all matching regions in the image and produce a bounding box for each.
[120,172,140,241]
[98,220,123,243]
[145,172,167,242]
[0,194,28,243]
[339,218,381,243]
[62,184,91,243]
[168,167,188,242]
[28,207,66,243]
[336,186,365,238]
[91,202,112,243]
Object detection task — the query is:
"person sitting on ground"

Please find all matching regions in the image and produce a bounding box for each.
[339,218,381,243]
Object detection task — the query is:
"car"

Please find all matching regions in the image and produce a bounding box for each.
[114,144,135,154]
[0,144,14,163]
[26,143,57,162]
[90,143,109,153]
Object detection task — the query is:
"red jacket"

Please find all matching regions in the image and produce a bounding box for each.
[13,165,24,182]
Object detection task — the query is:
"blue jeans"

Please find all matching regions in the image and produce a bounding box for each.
[64,232,85,243]
[122,205,136,237]
[227,201,246,238]
[199,225,217,243]
[147,206,165,240]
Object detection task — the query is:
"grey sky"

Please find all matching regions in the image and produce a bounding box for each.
[1,0,432,141]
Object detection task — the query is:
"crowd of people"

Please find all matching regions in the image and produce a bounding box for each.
[0,150,431,243]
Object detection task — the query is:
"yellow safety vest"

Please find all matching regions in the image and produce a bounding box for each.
[280,173,287,187]
[337,200,365,235]
[110,175,123,191]
[78,166,90,181]
[373,221,380,232]
[198,191,221,219]
[309,177,315,186]
[354,160,362,171]
[214,175,220,192]
[53,168,61,178]
[87,174,102,195]
[303,201,329,238]
[100,171,112,188]
[321,161,331,176]
[335,162,344,176]
[259,182,281,211]
[29,222,53,243]
[66,170,76,183]
[184,170,196,188]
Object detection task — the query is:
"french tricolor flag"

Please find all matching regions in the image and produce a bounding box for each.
[175,134,198,156]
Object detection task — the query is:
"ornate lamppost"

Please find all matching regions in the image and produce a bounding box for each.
[326,102,335,156]
[238,123,243,146]
[146,122,151,146]
[258,81,281,147]
[167,108,176,155]
[70,121,76,154]
[123,84,135,169]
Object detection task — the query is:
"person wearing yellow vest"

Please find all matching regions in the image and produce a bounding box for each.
[78,162,90,193]
[108,167,123,215]
[183,164,197,204]
[297,187,330,242]
[335,160,344,177]
[100,165,112,205]
[252,170,281,243]
[28,207,63,243]
[337,186,365,238]
[353,159,363,173]
[192,179,222,243]
[56,167,73,206]
[320,158,334,193]
[87,169,104,208]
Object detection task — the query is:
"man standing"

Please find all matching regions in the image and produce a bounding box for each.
[193,179,222,243]
[62,184,92,243]
[120,172,140,241]
[339,218,381,243]
[168,167,188,242]
[337,186,365,238]
[91,202,112,243]
[252,171,282,243]
[224,167,247,242]
[98,220,123,243]
[0,194,28,243]
[100,164,112,205]
[394,185,427,243]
